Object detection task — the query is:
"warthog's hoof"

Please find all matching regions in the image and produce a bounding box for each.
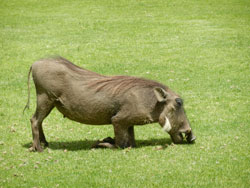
[102,137,115,145]
[29,146,43,152]
[93,142,116,149]
[92,137,116,149]
[29,147,36,152]
[41,141,49,147]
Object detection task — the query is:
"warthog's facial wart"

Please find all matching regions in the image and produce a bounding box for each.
[162,117,172,132]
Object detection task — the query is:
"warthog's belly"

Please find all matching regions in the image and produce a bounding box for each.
[54,98,115,125]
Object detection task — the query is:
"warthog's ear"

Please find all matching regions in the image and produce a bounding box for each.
[154,87,168,102]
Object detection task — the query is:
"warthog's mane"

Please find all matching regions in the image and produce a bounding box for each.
[52,56,167,95]
[88,75,168,95]
[52,56,102,77]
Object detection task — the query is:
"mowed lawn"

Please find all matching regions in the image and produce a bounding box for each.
[0,0,249,187]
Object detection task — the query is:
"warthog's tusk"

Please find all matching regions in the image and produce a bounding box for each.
[163,117,172,132]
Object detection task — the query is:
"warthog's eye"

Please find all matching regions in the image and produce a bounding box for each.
[175,98,183,107]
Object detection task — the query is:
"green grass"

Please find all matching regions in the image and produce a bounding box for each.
[0,0,249,187]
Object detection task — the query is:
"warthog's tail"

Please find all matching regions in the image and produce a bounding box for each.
[23,66,32,114]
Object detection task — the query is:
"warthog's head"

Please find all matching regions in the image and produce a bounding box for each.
[154,87,196,144]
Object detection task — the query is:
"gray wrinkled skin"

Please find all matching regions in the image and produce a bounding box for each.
[24,57,195,152]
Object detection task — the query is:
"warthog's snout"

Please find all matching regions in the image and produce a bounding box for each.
[185,130,196,143]
[171,129,196,144]
[181,128,196,143]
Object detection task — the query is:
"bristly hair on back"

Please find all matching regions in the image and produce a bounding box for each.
[40,56,168,95]
[88,75,167,95]
[44,56,104,77]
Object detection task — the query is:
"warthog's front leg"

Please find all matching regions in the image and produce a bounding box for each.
[128,126,136,147]
[92,133,135,149]
[113,124,136,148]
[92,137,116,149]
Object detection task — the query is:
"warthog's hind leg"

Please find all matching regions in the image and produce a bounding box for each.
[30,93,54,152]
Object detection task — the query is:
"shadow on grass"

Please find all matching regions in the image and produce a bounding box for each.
[23,140,95,151]
[137,138,172,148]
[23,137,193,151]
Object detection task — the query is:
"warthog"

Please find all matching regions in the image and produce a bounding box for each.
[24,57,195,152]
